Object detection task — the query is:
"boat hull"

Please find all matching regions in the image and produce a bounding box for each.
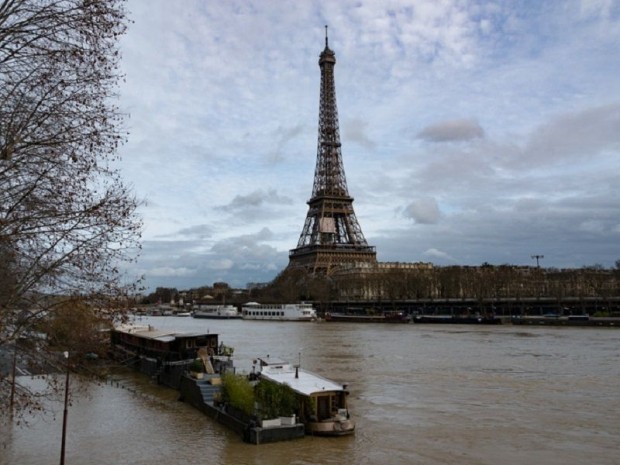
[306,419,356,436]
[193,313,242,319]
[325,312,411,323]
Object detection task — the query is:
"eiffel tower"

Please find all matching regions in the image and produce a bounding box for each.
[288,27,377,274]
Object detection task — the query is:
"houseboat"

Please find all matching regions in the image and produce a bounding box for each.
[255,357,355,436]
[325,310,411,323]
[241,302,317,321]
[111,325,306,444]
[110,324,231,388]
[193,305,242,319]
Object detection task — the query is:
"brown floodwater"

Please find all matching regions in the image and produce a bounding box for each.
[2,317,619,465]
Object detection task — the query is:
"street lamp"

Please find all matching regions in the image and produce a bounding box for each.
[9,343,18,416]
[531,254,544,268]
[60,351,69,465]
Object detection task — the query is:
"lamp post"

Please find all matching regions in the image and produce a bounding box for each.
[9,343,17,416]
[60,351,70,465]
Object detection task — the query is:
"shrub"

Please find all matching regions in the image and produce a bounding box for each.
[255,379,297,419]
[221,372,255,416]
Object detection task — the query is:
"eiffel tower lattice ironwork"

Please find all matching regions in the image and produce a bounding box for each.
[288,28,376,274]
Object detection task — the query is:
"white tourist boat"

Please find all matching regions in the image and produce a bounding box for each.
[192,305,241,319]
[241,302,317,321]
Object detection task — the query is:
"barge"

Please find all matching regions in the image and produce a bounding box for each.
[325,310,411,323]
[511,315,618,327]
[412,315,502,325]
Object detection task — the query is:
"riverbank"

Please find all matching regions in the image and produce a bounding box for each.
[0,341,63,378]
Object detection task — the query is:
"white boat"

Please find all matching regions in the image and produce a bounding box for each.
[255,357,355,436]
[192,305,241,319]
[241,302,317,321]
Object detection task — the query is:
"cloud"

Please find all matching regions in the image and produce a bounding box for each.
[175,224,214,239]
[115,1,620,290]
[403,198,441,224]
[519,104,620,167]
[343,118,376,150]
[221,189,292,210]
[205,258,234,271]
[422,248,456,262]
[128,227,287,290]
[149,267,195,278]
[269,124,308,162]
[417,119,485,142]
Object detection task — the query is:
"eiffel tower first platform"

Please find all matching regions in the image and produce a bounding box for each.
[288,28,377,274]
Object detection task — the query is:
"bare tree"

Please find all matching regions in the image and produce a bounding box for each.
[0,0,141,417]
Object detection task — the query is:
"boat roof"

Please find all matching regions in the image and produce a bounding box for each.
[258,358,346,396]
[113,324,215,342]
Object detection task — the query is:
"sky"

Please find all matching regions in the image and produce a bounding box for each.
[116,0,620,292]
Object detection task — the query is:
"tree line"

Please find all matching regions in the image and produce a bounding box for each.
[147,261,620,311]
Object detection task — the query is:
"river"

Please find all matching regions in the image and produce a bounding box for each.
[2,317,618,465]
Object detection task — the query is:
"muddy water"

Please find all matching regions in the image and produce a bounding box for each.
[2,317,619,465]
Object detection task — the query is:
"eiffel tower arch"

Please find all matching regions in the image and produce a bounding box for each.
[288,28,377,275]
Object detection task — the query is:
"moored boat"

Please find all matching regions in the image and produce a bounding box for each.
[110,323,232,388]
[412,315,502,324]
[255,357,355,436]
[511,315,618,326]
[193,305,242,319]
[241,302,317,321]
[325,310,411,323]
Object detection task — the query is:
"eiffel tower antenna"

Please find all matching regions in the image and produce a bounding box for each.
[288,29,377,274]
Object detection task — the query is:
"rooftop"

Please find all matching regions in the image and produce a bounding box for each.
[113,324,215,342]
[258,358,346,397]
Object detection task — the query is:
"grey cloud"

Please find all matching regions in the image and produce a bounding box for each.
[270,124,307,162]
[176,224,214,239]
[343,118,376,150]
[375,194,620,269]
[220,189,293,211]
[131,228,286,290]
[417,119,485,142]
[422,248,456,262]
[520,104,620,166]
[403,198,441,224]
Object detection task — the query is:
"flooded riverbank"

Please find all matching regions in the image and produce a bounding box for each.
[2,317,619,465]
